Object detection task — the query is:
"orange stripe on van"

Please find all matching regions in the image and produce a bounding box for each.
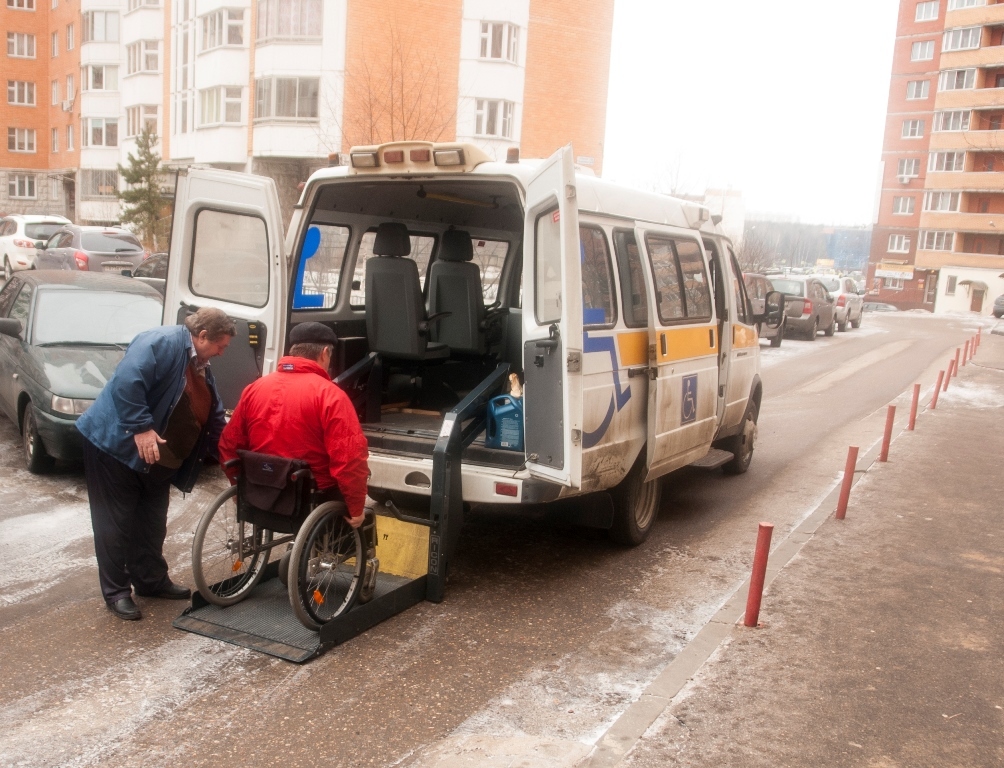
[733,325,758,349]
[656,326,718,363]
[616,331,648,367]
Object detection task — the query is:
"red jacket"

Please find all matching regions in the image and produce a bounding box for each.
[218,357,369,518]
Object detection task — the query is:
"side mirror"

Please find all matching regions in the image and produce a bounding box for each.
[34,240,47,250]
[761,291,784,329]
[0,318,23,339]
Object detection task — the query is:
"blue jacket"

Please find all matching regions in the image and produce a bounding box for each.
[76,324,226,493]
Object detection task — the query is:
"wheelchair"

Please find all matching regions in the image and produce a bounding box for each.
[191,450,376,631]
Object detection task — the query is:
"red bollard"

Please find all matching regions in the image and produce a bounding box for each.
[744,522,774,628]
[835,445,859,520]
[879,405,896,462]
[963,339,970,366]
[931,371,945,409]
[944,358,954,391]
[908,383,920,430]
[954,347,961,374]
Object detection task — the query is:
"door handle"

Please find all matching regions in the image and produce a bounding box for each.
[534,338,559,349]
[660,333,667,357]
[626,366,648,378]
[709,329,715,347]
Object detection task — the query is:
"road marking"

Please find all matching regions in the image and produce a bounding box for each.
[798,339,915,394]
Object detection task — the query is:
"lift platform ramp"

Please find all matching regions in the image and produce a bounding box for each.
[173,363,510,663]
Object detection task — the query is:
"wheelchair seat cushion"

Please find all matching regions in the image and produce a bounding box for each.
[237,450,309,518]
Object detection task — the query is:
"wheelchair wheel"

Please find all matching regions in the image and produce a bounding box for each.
[288,501,364,631]
[192,485,273,606]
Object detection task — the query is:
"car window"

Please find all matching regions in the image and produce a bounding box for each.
[818,277,840,292]
[58,232,74,248]
[81,231,143,253]
[25,222,64,241]
[8,283,33,330]
[0,278,21,316]
[771,279,804,297]
[33,289,163,346]
[0,220,11,236]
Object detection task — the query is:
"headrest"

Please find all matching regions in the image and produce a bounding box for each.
[439,229,473,262]
[373,222,411,257]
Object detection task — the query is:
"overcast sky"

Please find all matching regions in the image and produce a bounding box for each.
[602,0,901,227]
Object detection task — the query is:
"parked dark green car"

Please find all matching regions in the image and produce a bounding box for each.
[0,271,163,472]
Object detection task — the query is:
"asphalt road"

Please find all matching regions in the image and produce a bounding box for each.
[0,312,985,768]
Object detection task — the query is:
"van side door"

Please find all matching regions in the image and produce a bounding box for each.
[163,168,287,410]
[635,225,719,480]
[723,245,758,427]
[522,146,583,489]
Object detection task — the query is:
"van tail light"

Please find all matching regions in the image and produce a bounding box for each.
[836,295,846,308]
[74,251,89,270]
[803,299,813,315]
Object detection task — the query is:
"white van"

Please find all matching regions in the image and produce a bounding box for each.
[165,142,781,588]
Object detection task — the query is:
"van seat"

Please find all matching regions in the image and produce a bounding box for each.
[427,229,486,355]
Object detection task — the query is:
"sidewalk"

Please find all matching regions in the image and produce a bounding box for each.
[618,332,1004,767]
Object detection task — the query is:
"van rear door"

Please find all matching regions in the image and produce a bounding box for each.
[163,168,287,410]
[521,146,582,489]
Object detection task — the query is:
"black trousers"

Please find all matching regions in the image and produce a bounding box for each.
[83,438,176,603]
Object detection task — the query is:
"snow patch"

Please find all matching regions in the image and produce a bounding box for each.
[941,379,1004,410]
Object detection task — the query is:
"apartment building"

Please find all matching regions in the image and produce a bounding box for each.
[869,0,1004,313]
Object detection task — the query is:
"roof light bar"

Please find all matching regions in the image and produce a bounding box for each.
[350,152,380,168]
[410,149,431,163]
[384,150,405,163]
[433,149,465,167]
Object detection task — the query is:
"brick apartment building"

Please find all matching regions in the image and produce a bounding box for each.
[2,0,614,227]
[869,0,1004,313]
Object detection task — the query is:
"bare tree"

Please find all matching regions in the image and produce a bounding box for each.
[737,226,777,273]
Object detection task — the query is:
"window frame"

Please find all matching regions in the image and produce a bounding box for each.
[892,196,915,215]
[474,98,515,138]
[80,169,119,198]
[911,40,935,61]
[7,173,36,199]
[7,127,36,152]
[915,1,939,21]
[6,32,37,58]
[888,234,911,253]
[906,80,930,100]
[901,119,924,138]
[253,75,319,121]
[479,21,519,63]
[82,10,120,43]
[943,26,981,52]
[6,80,36,106]
[255,0,323,43]
[6,0,35,9]
[579,224,618,330]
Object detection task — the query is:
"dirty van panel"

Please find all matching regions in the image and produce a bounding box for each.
[523,332,564,468]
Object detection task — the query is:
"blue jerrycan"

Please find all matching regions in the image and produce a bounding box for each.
[485,394,524,451]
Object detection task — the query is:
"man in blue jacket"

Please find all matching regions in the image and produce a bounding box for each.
[76,307,234,620]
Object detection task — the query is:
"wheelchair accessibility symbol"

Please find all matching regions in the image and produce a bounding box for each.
[681,375,698,425]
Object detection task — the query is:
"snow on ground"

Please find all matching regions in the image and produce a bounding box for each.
[759,323,888,370]
[939,379,1004,410]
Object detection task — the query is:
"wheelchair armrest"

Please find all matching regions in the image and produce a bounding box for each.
[223,458,241,470]
[290,468,313,483]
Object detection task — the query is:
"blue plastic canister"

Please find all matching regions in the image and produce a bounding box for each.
[485,395,524,451]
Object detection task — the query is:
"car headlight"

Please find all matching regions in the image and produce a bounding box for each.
[51,395,94,415]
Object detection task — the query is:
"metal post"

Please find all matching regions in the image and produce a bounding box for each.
[835,446,859,520]
[744,522,774,628]
[908,383,920,431]
[963,340,970,366]
[879,405,896,462]
[943,358,954,391]
[931,371,945,409]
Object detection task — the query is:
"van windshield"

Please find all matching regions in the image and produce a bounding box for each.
[771,279,804,297]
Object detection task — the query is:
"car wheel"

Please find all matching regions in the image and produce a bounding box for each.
[837,313,847,332]
[22,405,55,473]
[851,311,862,329]
[3,257,12,282]
[824,315,836,337]
[807,317,818,341]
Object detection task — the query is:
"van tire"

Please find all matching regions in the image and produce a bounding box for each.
[722,399,758,476]
[609,457,661,546]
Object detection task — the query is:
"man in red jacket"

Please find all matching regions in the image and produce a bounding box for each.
[218,322,368,528]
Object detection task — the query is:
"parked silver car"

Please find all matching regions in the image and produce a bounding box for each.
[35,225,149,275]
[0,214,72,279]
[811,274,863,331]
[770,276,836,340]
[744,273,786,347]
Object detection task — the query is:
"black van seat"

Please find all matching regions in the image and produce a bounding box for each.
[427,229,486,356]
[365,222,449,362]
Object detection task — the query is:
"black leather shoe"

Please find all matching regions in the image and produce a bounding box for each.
[137,582,192,600]
[107,596,142,621]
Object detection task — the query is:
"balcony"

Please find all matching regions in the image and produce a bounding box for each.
[946,4,1004,27]
[928,129,1004,149]
[919,210,1004,232]
[925,170,1004,189]
[935,88,1004,110]
[940,45,1004,70]
[915,249,1004,270]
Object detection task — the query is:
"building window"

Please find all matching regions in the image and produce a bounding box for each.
[7,33,36,58]
[200,86,242,125]
[949,0,986,8]
[939,69,976,91]
[475,98,514,138]
[82,118,118,147]
[66,73,74,100]
[82,11,120,43]
[67,124,73,150]
[51,79,58,105]
[128,0,160,9]
[919,230,955,250]
[923,191,961,212]
[80,169,118,197]
[888,234,911,253]
[946,275,957,294]
[883,277,905,291]
[943,27,981,52]
[7,128,36,152]
[126,40,159,73]
[253,76,318,120]
[929,151,966,172]
[480,22,519,63]
[82,66,119,91]
[256,0,322,41]
[7,174,35,198]
[906,80,929,100]
[201,9,244,50]
[902,119,924,138]
[7,80,35,106]
[911,40,935,61]
[51,127,58,152]
[898,158,921,178]
[51,31,58,57]
[66,23,74,50]
[915,1,939,21]
[6,0,35,9]
[893,196,915,215]
[933,110,970,131]
[126,105,158,136]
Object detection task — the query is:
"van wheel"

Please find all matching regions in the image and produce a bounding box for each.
[609,457,661,546]
[722,400,758,476]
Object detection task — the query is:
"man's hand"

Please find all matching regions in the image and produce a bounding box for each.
[345,512,364,529]
[134,429,166,465]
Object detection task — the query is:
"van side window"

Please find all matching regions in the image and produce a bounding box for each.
[472,238,508,303]
[579,225,616,327]
[534,208,562,324]
[293,223,350,310]
[727,250,750,324]
[351,230,435,308]
[674,238,712,319]
[191,209,269,308]
[645,235,684,322]
[613,230,647,328]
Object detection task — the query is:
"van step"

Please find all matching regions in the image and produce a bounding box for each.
[689,448,734,470]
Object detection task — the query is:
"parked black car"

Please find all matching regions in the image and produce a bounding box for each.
[35,225,149,275]
[0,271,163,471]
